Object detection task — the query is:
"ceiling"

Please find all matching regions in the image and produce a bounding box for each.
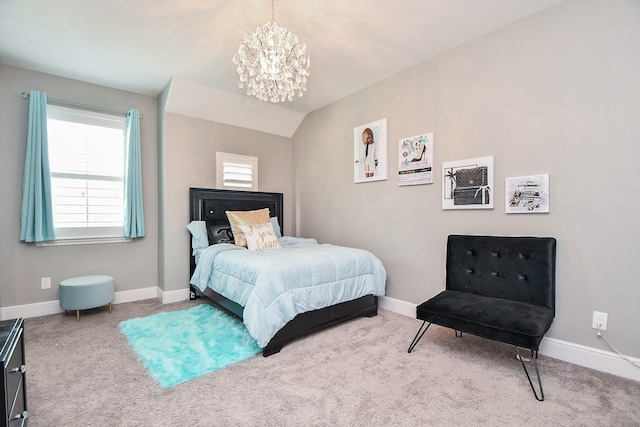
[1,0,565,116]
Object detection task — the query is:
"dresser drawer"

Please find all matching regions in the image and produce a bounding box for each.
[1,319,27,427]
[5,329,25,412]
[8,376,25,426]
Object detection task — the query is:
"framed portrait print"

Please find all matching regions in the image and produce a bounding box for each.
[442,155,494,210]
[354,118,388,183]
[505,174,550,213]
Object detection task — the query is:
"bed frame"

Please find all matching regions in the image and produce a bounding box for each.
[189,187,378,356]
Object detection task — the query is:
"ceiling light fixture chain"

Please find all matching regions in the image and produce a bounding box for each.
[232,0,310,103]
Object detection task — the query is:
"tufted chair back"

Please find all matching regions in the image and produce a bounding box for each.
[446,235,556,312]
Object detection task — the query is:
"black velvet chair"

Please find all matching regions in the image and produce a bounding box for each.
[408,235,556,401]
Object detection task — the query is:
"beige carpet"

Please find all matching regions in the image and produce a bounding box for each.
[24,299,640,426]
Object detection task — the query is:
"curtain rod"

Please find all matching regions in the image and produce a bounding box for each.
[21,92,143,118]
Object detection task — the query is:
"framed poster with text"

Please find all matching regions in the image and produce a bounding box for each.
[398,132,433,186]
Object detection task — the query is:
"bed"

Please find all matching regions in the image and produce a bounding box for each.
[188,188,387,356]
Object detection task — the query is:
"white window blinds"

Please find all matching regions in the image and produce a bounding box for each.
[216,152,258,191]
[47,104,126,239]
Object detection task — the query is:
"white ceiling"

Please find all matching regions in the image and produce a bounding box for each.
[0,0,565,117]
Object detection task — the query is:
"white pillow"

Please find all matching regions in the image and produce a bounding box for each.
[239,222,282,251]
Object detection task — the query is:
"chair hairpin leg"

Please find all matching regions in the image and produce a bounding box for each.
[407,321,431,353]
[515,346,545,401]
[455,330,463,338]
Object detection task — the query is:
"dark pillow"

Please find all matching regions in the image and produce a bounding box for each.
[207,225,234,245]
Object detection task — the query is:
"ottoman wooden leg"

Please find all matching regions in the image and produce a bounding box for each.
[76,310,80,322]
[108,303,112,313]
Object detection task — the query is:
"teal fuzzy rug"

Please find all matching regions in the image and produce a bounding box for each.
[119,304,261,388]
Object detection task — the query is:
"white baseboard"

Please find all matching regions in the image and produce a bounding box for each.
[2,292,637,382]
[158,288,191,304]
[0,286,194,321]
[0,300,66,320]
[113,287,159,304]
[378,296,640,383]
[539,336,640,382]
[379,295,416,317]
[1,286,160,320]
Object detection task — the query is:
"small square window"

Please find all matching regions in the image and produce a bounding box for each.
[216,152,258,191]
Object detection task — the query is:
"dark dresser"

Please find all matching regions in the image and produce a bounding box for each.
[0,319,27,426]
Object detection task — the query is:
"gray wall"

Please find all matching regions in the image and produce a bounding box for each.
[292,0,640,357]
[0,65,293,308]
[157,108,293,293]
[0,65,158,306]
[1,0,637,361]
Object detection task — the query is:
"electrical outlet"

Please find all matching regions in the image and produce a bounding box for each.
[592,311,608,334]
[41,277,51,289]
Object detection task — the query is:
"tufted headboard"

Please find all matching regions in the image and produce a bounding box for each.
[445,235,556,312]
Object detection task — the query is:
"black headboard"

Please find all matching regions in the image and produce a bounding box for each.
[189,188,284,274]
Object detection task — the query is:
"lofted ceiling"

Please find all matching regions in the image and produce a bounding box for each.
[0,0,565,134]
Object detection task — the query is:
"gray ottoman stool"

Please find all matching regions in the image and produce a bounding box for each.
[59,275,115,321]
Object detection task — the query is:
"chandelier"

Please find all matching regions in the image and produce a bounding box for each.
[232,0,310,103]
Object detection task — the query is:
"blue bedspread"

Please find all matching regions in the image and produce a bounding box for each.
[190,237,387,347]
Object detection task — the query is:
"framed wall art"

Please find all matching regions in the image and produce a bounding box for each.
[398,132,433,186]
[505,174,549,213]
[354,118,388,183]
[442,155,494,210]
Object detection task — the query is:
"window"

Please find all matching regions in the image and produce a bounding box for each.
[216,152,258,191]
[46,104,127,242]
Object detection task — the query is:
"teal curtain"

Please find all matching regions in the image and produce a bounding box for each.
[123,109,145,238]
[19,90,56,242]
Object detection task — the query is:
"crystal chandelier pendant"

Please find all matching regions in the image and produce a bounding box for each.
[232,0,310,103]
